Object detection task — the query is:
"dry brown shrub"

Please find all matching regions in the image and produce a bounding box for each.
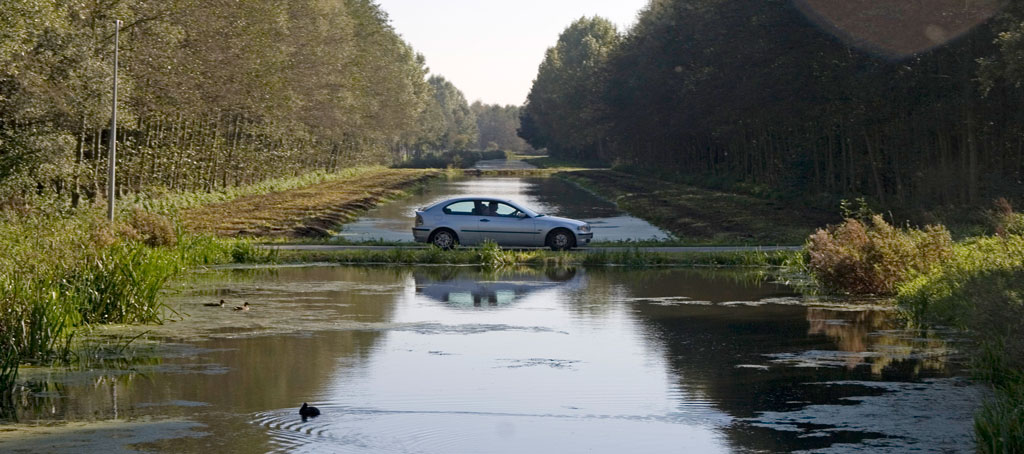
[127,208,177,247]
[989,197,1024,237]
[88,216,129,249]
[807,215,953,295]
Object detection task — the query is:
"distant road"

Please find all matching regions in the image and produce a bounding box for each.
[263,245,802,253]
[472,159,539,170]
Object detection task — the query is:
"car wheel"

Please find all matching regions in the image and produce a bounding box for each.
[546,228,575,251]
[430,229,458,250]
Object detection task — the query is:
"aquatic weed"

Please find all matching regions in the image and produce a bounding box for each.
[476,241,517,268]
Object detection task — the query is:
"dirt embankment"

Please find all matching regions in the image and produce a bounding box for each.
[559,170,838,245]
[181,169,441,238]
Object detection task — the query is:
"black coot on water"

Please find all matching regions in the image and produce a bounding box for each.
[299,402,320,419]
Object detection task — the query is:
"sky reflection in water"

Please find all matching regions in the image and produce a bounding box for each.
[0,266,980,453]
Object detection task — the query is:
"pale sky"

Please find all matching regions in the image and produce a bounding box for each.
[376,0,650,106]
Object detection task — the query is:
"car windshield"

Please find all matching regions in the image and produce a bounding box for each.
[507,202,539,218]
[475,200,540,218]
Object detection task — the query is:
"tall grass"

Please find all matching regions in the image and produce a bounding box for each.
[0,209,248,403]
[888,234,1024,453]
[896,235,1024,327]
[266,244,799,268]
[974,356,1024,454]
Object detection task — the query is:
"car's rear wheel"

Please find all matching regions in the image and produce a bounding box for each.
[429,229,458,250]
[546,228,575,251]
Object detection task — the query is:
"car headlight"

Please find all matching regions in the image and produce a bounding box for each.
[577,224,591,233]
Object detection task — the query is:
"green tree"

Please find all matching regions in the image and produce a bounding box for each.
[420,75,477,151]
[471,102,532,153]
[519,16,619,161]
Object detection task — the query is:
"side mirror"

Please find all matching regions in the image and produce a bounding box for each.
[516,212,527,219]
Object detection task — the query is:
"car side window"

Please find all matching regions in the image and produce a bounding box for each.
[443,201,476,215]
[481,202,520,217]
[494,203,518,217]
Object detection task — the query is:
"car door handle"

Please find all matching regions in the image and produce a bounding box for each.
[480,219,490,222]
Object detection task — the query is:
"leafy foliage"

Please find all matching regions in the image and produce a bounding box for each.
[520,16,619,161]
[894,235,1024,454]
[521,1,1024,209]
[0,0,452,208]
[471,102,533,153]
[806,215,953,294]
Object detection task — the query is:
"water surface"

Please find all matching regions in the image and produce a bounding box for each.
[0,266,981,453]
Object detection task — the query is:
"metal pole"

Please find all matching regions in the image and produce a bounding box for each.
[107,19,121,221]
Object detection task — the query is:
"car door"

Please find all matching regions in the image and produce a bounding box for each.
[440,200,482,245]
[476,202,538,246]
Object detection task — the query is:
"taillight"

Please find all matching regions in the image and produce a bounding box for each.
[415,214,423,226]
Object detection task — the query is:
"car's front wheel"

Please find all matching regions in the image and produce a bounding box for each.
[429,229,458,250]
[546,228,575,251]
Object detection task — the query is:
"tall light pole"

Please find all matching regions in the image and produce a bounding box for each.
[107,19,121,221]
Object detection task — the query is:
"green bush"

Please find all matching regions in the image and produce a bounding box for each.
[894,235,1024,454]
[806,215,953,294]
[989,197,1024,237]
[897,235,1024,329]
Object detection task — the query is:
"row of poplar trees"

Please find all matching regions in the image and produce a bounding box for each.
[521,0,1024,208]
[0,0,483,208]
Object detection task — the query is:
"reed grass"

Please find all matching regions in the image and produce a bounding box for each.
[893,234,1024,453]
[262,245,798,268]
[0,209,251,401]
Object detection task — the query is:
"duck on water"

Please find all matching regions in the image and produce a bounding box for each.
[300,403,321,419]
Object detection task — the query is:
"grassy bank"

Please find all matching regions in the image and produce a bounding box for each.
[557,170,837,245]
[804,213,1024,453]
[180,167,441,238]
[136,167,390,214]
[521,155,609,169]
[258,243,799,268]
[0,210,268,405]
[894,235,1024,453]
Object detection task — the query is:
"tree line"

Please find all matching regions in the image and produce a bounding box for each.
[521,1,1024,209]
[0,0,530,210]
[412,75,534,158]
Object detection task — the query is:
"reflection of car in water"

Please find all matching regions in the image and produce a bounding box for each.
[414,268,580,308]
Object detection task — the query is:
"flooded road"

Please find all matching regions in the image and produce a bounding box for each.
[337,175,670,242]
[0,266,981,453]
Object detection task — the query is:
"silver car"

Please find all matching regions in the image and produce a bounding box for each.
[412,197,593,250]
